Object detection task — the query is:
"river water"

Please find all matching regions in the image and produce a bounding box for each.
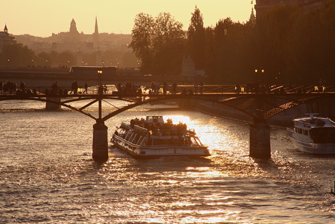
[1,99,335,223]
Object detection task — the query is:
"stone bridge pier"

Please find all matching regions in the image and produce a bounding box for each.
[92,119,108,162]
[249,118,271,159]
[45,97,61,110]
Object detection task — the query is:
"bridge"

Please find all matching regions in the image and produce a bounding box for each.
[1,84,335,163]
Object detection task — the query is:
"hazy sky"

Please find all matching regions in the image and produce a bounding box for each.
[1,0,255,37]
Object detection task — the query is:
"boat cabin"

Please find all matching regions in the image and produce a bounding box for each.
[146,116,164,124]
[293,114,335,143]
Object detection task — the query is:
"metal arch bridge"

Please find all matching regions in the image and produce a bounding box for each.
[1,90,335,122]
[2,85,335,162]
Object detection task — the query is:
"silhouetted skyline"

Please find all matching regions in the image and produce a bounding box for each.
[1,0,254,37]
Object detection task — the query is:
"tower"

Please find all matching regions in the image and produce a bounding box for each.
[93,16,100,43]
[249,8,256,25]
[69,19,79,34]
[69,19,80,42]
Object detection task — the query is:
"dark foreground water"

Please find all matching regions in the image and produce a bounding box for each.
[1,99,335,223]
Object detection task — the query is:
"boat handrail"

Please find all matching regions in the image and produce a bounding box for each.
[305,113,319,119]
[114,135,142,147]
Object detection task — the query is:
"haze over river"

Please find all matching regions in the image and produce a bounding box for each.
[1,99,335,223]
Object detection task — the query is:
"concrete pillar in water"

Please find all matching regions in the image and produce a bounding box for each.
[249,118,271,159]
[46,97,61,110]
[92,119,108,162]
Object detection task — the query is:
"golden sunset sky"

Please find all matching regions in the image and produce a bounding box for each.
[1,0,255,37]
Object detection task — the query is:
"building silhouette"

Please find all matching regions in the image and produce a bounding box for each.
[255,0,329,15]
[0,24,16,52]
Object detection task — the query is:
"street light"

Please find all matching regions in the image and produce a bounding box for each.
[97,70,102,94]
[254,69,265,83]
[261,69,265,84]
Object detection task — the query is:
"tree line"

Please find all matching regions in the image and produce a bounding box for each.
[130,1,335,84]
[0,45,138,68]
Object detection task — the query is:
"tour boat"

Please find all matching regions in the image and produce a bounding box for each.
[287,113,335,154]
[111,115,210,158]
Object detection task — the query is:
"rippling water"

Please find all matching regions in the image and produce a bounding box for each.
[1,99,335,223]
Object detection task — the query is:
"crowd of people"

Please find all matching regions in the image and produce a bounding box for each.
[0,80,39,96]
[128,117,188,138]
[0,81,17,94]
[116,81,141,95]
[0,79,207,97]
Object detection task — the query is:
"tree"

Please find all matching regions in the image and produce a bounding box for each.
[287,1,335,83]
[188,6,206,69]
[37,52,52,67]
[151,12,185,75]
[130,12,185,75]
[0,43,35,67]
[129,13,155,73]
[255,4,300,83]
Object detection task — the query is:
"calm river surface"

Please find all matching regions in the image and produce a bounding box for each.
[1,99,335,223]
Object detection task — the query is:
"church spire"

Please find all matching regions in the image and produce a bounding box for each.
[93,16,100,43]
[4,24,8,33]
[95,16,99,34]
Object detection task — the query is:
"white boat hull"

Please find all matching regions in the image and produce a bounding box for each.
[114,143,210,158]
[289,137,335,154]
[287,115,335,155]
[112,136,210,158]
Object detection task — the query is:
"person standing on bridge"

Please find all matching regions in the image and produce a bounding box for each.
[155,81,160,94]
[163,82,168,95]
[84,82,88,94]
[20,81,25,91]
[172,82,177,94]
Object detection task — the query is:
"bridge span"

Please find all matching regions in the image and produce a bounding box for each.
[1,85,335,163]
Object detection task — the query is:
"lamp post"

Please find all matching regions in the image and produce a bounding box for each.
[97,70,103,95]
[262,69,265,84]
[255,69,265,84]
[97,70,103,120]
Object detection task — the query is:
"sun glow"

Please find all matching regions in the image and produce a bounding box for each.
[164,115,191,125]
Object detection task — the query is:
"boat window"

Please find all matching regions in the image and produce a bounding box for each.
[310,127,335,143]
[303,129,309,135]
[153,139,169,145]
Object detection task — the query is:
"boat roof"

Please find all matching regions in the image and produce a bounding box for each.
[146,116,164,124]
[293,114,335,128]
